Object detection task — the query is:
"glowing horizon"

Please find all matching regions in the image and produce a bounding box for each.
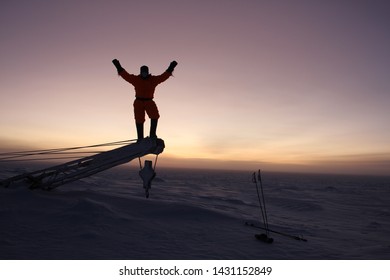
[1,1,390,176]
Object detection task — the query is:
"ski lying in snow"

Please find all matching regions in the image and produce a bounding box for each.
[255,233,274,243]
[245,222,308,242]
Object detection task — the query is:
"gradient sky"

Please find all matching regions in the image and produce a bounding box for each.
[1,0,390,175]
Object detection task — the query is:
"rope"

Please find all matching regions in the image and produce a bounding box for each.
[0,156,93,162]
[138,154,159,171]
[0,139,137,162]
[153,154,159,171]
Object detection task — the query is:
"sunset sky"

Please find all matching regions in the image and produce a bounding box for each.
[1,0,389,175]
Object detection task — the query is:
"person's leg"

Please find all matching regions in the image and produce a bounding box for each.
[145,101,160,138]
[134,100,146,141]
[150,119,158,138]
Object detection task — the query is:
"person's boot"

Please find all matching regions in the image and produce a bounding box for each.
[136,123,144,142]
[150,119,158,139]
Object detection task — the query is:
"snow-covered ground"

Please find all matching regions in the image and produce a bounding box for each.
[1,164,390,259]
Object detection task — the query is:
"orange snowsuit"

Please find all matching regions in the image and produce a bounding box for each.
[119,70,171,123]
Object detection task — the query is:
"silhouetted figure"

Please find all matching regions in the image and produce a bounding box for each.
[112,59,178,141]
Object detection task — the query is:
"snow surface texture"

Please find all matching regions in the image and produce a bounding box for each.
[1,165,390,259]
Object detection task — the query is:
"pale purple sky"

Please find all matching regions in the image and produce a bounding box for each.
[1,0,390,175]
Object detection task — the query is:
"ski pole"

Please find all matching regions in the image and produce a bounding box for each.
[252,172,267,235]
[258,169,270,235]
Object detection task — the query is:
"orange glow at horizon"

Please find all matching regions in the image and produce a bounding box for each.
[1,1,390,175]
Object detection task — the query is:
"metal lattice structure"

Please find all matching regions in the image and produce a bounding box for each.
[0,138,164,190]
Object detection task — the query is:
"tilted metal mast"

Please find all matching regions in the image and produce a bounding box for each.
[0,138,164,190]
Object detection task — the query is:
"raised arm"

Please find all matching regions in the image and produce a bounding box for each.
[153,61,178,85]
[112,59,137,84]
